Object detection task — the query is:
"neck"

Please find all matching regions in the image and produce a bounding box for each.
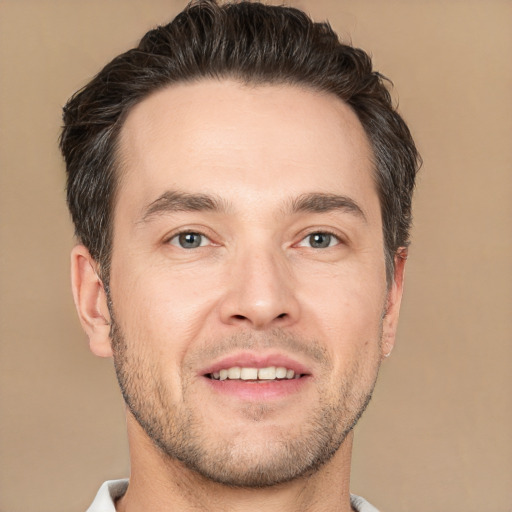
[116,414,355,512]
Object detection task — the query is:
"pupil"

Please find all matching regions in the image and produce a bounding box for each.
[179,233,201,248]
[310,233,330,248]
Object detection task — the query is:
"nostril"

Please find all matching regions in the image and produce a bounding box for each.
[277,313,287,319]
[233,315,247,321]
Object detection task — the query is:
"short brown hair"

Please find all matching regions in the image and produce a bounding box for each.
[60,0,420,282]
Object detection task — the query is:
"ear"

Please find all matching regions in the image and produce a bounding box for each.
[70,245,113,357]
[380,248,407,360]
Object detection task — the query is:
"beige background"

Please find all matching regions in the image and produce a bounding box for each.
[1,1,511,511]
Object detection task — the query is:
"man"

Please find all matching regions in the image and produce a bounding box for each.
[60,1,420,510]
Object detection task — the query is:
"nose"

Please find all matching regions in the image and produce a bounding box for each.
[219,246,300,330]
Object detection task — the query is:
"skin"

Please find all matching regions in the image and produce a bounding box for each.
[71,80,406,512]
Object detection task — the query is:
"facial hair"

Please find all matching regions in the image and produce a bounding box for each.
[109,309,382,488]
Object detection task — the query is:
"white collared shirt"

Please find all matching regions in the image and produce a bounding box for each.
[86,479,381,512]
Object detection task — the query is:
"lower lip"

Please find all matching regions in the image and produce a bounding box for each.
[204,376,310,400]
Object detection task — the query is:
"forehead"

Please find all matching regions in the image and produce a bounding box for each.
[116,79,376,216]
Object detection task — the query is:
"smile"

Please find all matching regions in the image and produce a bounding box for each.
[209,366,301,381]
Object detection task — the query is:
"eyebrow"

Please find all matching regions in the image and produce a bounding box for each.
[139,190,367,224]
[287,193,367,222]
[140,190,228,223]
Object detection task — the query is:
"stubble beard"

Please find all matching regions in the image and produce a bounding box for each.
[109,314,381,488]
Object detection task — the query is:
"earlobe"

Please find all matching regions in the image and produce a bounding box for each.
[381,248,407,360]
[70,245,113,358]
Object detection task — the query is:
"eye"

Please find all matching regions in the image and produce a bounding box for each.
[297,232,340,249]
[168,232,210,249]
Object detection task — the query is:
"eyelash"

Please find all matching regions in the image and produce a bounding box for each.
[165,229,344,250]
[296,230,343,249]
[166,230,213,249]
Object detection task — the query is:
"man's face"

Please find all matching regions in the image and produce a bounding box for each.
[103,80,402,486]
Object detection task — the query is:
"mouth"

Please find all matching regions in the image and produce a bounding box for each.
[207,366,303,381]
[200,353,311,400]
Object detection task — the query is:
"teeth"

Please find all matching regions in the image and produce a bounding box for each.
[240,367,258,380]
[275,367,287,379]
[227,367,241,379]
[210,366,300,381]
[258,367,276,380]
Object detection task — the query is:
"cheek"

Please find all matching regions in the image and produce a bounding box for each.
[110,259,223,356]
[297,265,386,364]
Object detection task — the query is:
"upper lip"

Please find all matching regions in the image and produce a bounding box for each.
[200,351,311,377]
